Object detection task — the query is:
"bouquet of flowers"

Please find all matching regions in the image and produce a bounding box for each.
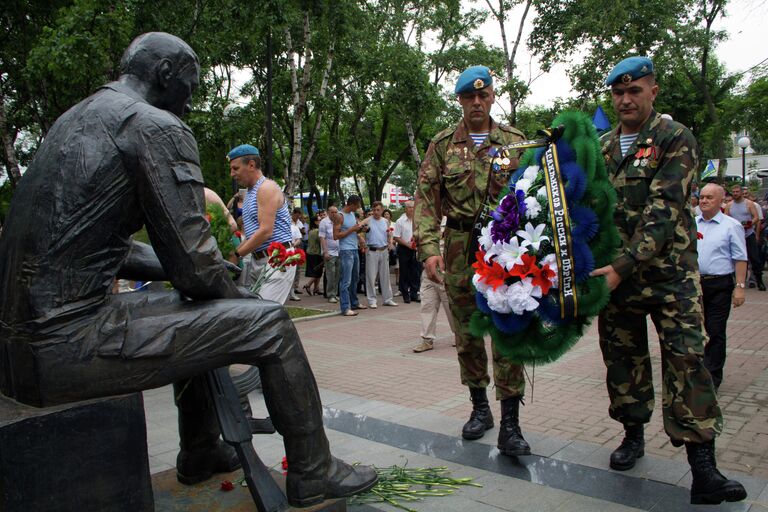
[470,111,620,365]
[205,203,240,262]
[249,242,306,298]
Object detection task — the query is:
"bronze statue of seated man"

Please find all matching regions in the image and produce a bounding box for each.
[0,32,376,507]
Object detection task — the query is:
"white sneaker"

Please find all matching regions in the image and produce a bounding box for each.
[383,300,398,307]
[369,303,378,309]
[328,297,338,303]
[394,290,401,296]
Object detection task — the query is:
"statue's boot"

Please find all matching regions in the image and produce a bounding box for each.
[687,441,747,504]
[497,397,531,456]
[610,424,644,471]
[284,432,378,507]
[257,329,377,507]
[174,377,241,485]
[462,387,494,440]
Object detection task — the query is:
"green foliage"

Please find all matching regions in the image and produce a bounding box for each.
[24,0,135,125]
[205,203,235,258]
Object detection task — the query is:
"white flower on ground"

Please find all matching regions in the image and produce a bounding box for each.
[487,237,526,270]
[478,222,494,252]
[524,196,542,219]
[516,222,550,252]
[506,278,542,315]
[515,178,532,195]
[523,165,540,182]
[486,285,512,313]
[472,273,490,294]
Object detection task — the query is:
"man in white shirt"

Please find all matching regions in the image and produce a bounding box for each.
[319,205,340,303]
[364,201,398,308]
[393,201,420,303]
[697,183,748,389]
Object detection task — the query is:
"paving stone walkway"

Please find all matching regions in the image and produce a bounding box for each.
[144,279,768,511]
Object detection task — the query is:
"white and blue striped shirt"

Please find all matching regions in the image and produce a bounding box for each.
[619,133,639,157]
[469,132,489,147]
[242,176,293,252]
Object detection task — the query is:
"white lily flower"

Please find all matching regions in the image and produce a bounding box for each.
[478,222,494,252]
[486,285,512,313]
[506,278,541,315]
[516,222,549,252]
[494,237,527,270]
[523,165,540,182]
[515,178,532,195]
[524,196,542,219]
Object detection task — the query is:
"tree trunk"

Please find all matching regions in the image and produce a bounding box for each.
[0,93,22,188]
[405,117,422,168]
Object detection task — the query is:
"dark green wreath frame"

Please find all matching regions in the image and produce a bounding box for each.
[469,110,620,365]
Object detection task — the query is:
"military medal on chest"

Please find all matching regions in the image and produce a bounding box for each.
[488,146,513,180]
[633,143,658,169]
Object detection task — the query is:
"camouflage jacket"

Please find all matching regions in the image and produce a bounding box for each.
[414,119,525,261]
[601,110,701,304]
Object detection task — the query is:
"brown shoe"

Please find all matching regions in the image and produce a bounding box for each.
[413,340,434,353]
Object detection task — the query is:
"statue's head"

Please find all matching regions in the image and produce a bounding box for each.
[120,32,200,117]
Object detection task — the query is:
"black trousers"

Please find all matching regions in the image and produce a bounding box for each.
[397,246,421,299]
[701,274,734,388]
[745,233,763,282]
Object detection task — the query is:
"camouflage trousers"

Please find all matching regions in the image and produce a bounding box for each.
[598,297,722,444]
[443,228,525,400]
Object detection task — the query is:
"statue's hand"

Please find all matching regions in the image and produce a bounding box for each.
[223,260,243,278]
[237,286,260,299]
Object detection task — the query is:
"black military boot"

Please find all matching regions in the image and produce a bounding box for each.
[757,274,766,291]
[461,387,494,440]
[687,441,747,504]
[609,424,645,470]
[174,378,241,485]
[497,397,531,456]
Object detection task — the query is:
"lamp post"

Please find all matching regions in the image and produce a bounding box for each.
[737,136,750,187]
[223,104,239,194]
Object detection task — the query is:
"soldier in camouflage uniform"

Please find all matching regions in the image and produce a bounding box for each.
[592,56,746,505]
[414,66,531,457]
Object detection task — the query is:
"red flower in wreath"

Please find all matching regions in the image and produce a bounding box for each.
[531,263,556,295]
[508,254,538,279]
[472,251,509,290]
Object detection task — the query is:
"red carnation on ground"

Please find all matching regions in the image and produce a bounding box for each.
[220,480,234,491]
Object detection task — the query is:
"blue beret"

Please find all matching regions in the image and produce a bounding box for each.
[227,144,260,162]
[605,57,654,86]
[455,66,493,95]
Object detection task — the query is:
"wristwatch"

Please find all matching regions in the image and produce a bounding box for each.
[736,282,746,289]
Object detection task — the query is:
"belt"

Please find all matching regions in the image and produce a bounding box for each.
[253,241,292,260]
[368,246,388,251]
[445,217,476,232]
[701,274,732,281]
